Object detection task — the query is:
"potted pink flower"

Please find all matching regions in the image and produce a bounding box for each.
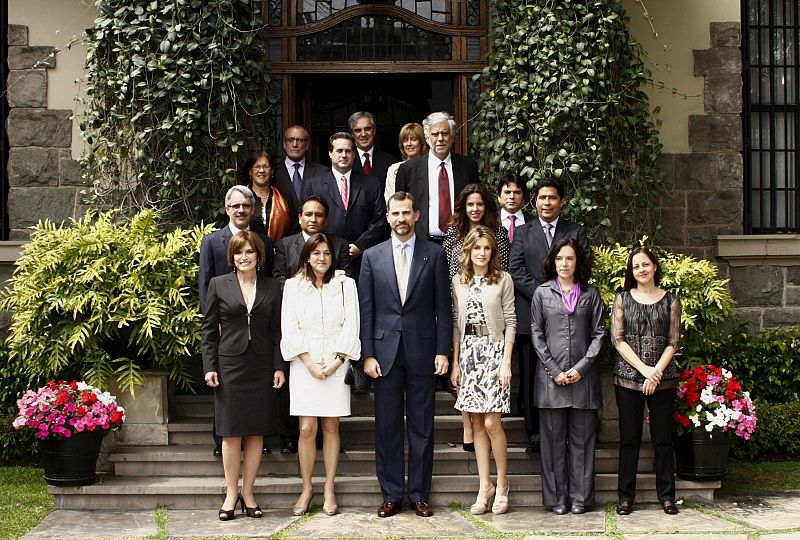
[673,365,757,480]
[13,379,125,485]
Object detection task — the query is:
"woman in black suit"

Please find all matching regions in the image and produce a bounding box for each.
[202,231,285,521]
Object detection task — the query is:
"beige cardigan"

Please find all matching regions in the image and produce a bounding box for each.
[451,272,517,344]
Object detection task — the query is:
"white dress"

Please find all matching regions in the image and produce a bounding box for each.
[280,271,361,417]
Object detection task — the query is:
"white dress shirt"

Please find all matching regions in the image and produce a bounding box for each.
[285,157,306,178]
[392,235,417,273]
[427,153,455,237]
[335,170,353,203]
[357,147,374,169]
[501,209,526,230]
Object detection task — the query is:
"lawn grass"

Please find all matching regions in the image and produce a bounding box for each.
[0,467,54,539]
[719,458,800,494]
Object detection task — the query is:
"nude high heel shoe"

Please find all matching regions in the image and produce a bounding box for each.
[292,490,313,516]
[492,483,510,514]
[469,484,496,515]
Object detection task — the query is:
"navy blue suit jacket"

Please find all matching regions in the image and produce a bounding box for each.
[358,237,452,376]
[353,148,398,194]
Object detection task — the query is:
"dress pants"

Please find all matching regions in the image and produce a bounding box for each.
[373,339,436,504]
[539,407,597,508]
[615,385,676,503]
[516,337,539,440]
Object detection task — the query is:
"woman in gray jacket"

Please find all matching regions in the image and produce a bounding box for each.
[531,237,604,515]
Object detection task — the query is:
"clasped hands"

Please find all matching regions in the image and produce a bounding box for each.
[554,368,582,386]
[204,370,284,388]
[363,354,449,379]
[641,365,662,395]
[304,357,341,380]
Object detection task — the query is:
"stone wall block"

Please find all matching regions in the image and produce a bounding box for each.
[694,48,741,77]
[657,210,686,246]
[689,114,742,152]
[710,22,741,48]
[788,267,800,285]
[7,46,56,69]
[8,147,60,186]
[8,25,29,46]
[59,151,86,186]
[686,225,718,247]
[7,187,76,230]
[659,154,677,189]
[732,307,762,329]
[6,109,73,148]
[786,285,800,307]
[704,75,742,114]
[717,152,744,189]
[729,266,783,306]
[762,308,800,329]
[675,153,715,190]
[6,70,47,108]
[687,189,741,225]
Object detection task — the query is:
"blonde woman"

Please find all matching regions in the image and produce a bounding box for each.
[384,123,428,202]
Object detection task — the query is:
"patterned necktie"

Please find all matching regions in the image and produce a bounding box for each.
[396,243,409,304]
[363,152,372,176]
[438,162,451,233]
[340,176,349,209]
[545,223,554,247]
[292,163,302,199]
[508,215,516,244]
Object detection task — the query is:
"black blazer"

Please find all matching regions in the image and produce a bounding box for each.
[508,217,590,334]
[272,232,352,286]
[198,226,273,306]
[395,153,480,237]
[274,159,327,234]
[201,273,284,374]
[353,148,398,194]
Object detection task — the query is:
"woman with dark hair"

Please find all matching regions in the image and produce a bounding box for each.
[450,226,516,515]
[280,233,361,516]
[531,237,604,515]
[384,122,429,202]
[612,246,681,516]
[443,183,510,451]
[202,231,285,520]
[241,150,292,242]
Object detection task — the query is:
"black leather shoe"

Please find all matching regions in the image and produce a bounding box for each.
[462,442,475,452]
[413,500,434,517]
[526,439,541,453]
[213,445,222,458]
[570,504,585,514]
[378,501,400,518]
[552,505,568,515]
[616,500,633,515]
[661,500,679,515]
[262,446,271,455]
[281,440,298,454]
[441,379,457,396]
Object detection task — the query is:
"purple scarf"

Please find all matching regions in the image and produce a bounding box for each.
[557,280,582,315]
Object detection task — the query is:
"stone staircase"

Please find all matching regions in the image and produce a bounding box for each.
[48,390,721,510]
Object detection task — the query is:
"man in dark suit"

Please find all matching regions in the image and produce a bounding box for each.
[273,125,327,235]
[349,111,398,193]
[198,185,274,457]
[508,177,590,453]
[301,132,389,278]
[359,191,452,518]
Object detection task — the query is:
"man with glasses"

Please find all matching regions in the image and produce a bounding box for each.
[275,125,327,234]
[198,185,274,457]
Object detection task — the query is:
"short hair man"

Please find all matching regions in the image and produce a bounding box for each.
[198,185,274,456]
[359,191,452,518]
[349,111,399,191]
[301,132,389,278]
[395,111,480,242]
[508,177,590,453]
[274,125,327,233]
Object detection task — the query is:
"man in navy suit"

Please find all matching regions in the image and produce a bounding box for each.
[508,177,590,453]
[349,111,398,193]
[359,191,452,518]
[301,132,389,278]
[198,185,274,456]
[395,111,480,242]
[274,125,327,234]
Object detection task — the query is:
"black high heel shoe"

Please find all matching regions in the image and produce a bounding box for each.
[239,494,263,518]
[219,497,237,521]
[462,442,475,452]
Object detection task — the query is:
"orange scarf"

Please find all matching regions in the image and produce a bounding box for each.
[267,185,290,242]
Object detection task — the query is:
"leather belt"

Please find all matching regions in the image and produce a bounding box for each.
[464,323,490,337]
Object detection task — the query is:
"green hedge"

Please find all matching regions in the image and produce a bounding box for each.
[733,401,800,459]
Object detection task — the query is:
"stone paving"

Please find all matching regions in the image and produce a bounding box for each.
[22,493,800,539]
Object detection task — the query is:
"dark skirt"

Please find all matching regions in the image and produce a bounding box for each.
[214,342,278,437]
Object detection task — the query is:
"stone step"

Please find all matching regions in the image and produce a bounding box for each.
[167,416,531,446]
[48,473,720,511]
[109,443,654,477]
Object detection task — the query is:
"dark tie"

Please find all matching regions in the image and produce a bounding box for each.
[438,162,451,233]
[363,153,372,176]
[508,215,516,244]
[545,223,554,247]
[292,163,302,199]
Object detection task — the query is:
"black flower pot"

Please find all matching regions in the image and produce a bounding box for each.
[39,429,108,486]
[674,429,732,481]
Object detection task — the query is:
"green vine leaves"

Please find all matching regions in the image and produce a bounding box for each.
[80,0,275,227]
[471,0,665,243]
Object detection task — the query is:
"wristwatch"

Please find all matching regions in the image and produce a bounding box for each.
[335,354,346,363]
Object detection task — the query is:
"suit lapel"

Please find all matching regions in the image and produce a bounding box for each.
[404,239,430,302]
[251,275,268,311]
[290,235,304,275]
[376,242,402,304]
[325,172,345,212]
[348,173,363,208]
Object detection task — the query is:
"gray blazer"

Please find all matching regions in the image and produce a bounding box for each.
[451,272,516,345]
[530,280,604,410]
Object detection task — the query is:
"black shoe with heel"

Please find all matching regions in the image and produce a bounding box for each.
[239,494,263,518]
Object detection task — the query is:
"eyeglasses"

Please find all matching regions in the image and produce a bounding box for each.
[226,203,253,210]
[252,164,271,171]
[284,137,309,144]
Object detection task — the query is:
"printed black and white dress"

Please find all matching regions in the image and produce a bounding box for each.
[454,277,511,413]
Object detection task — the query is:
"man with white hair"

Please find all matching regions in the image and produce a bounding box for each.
[395,111,480,242]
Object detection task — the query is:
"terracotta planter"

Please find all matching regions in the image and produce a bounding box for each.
[39,429,108,486]
[674,429,732,481]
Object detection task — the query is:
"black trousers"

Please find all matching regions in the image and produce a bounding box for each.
[615,384,677,503]
[278,370,299,444]
[516,336,539,439]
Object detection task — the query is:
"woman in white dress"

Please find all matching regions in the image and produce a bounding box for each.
[280,233,361,517]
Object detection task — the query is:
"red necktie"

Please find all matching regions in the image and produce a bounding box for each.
[340,176,349,209]
[438,162,451,233]
[363,153,372,176]
[508,215,516,244]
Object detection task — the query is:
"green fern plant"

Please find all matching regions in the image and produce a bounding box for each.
[0,210,214,395]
